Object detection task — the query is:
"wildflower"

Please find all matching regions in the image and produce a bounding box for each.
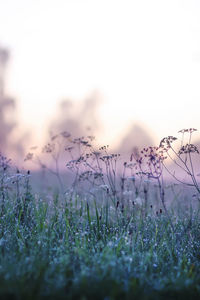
[99,185,109,192]
[123,190,133,196]
[178,144,199,155]
[42,143,55,153]
[178,128,197,134]
[134,197,143,206]
[160,136,177,149]
[24,153,33,161]
[92,151,101,157]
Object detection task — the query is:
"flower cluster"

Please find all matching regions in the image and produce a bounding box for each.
[0,153,11,171]
[132,146,167,179]
[178,128,197,134]
[24,153,34,161]
[72,137,92,147]
[159,136,177,149]
[100,153,120,162]
[42,143,55,153]
[66,156,85,170]
[178,144,199,155]
[79,170,103,181]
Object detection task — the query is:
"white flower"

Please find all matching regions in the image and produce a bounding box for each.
[123,190,133,196]
[99,185,109,191]
[134,197,143,206]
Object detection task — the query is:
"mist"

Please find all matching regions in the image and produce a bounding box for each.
[1,43,199,190]
[48,91,102,140]
[0,45,27,162]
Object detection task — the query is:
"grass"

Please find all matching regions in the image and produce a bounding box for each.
[0,131,200,299]
[0,179,199,299]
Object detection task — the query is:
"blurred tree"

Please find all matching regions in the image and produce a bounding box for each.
[0,45,24,158]
[115,124,153,156]
[49,90,101,138]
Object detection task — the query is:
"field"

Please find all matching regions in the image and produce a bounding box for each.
[0,131,200,300]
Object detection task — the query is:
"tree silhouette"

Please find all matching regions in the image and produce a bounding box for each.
[0,45,21,157]
[49,91,101,138]
[115,124,153,156]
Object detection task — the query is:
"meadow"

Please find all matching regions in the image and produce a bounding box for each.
[0,129,200,299]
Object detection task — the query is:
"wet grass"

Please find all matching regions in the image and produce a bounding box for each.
[1,129,200,299]
[0,184,199,300]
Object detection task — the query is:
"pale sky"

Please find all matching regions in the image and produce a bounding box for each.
[0,0,200,146]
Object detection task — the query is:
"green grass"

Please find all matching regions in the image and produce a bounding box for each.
[0,180,199,300]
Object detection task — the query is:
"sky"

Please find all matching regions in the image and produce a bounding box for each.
[0,0,200,147]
